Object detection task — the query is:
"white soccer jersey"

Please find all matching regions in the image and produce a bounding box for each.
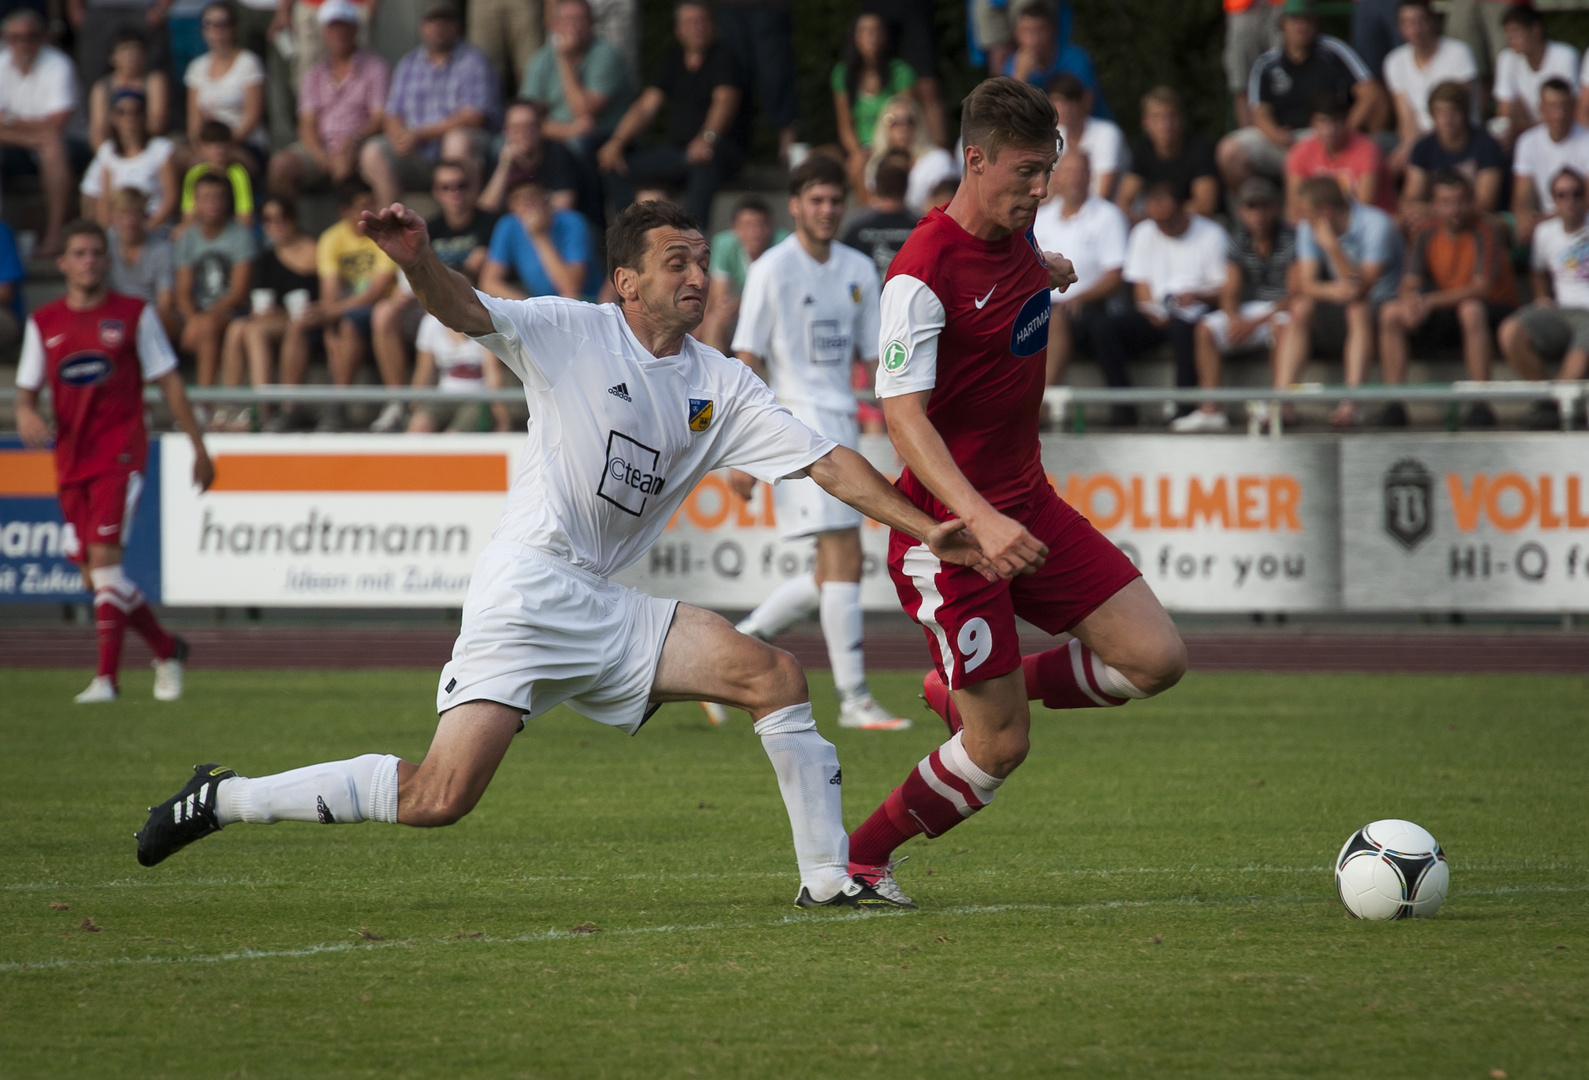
[471,293,835,579]
[731,235,881,415]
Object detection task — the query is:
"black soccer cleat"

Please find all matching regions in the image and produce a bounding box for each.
[135,763,236,867]
[795,875,917,911]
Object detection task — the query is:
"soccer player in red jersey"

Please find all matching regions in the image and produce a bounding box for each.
[848,78,1189,905]
[15,219,215,703]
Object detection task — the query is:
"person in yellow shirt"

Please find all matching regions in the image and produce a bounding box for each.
[314,179,398,430]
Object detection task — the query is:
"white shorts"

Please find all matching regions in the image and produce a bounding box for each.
[774,403,862,541]
[436,540,679,734]
[1201,301,1289,354]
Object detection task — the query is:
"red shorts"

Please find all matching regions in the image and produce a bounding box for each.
[889,489,1142,690]
[57,469,143,561]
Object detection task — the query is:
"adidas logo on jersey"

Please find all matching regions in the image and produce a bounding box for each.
[608,382,632,401]
[802,295,815,305]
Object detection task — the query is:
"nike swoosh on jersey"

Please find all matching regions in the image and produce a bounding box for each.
[974,286,996,309]
[97,524,120,535]
[46,334,68,348]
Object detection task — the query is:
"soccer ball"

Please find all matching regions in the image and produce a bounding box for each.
[1334,819,1449,920]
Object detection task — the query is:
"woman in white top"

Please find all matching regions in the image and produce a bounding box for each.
[407,313,511,433]
[80,90,178,230]
[184,2,265,156]
[866,94,957,215]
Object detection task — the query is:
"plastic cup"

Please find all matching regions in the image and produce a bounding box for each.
[251,288,274,315]
[283,288,310,320]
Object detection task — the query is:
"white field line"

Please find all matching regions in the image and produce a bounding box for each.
[3,883,1586,976]
[5,861,1582,892]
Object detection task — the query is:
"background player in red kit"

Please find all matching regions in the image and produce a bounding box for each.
[15,220,215,703]
[848,78,1189,905]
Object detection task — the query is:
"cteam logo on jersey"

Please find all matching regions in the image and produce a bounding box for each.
[882,340,908,373]
[688,398,714,432]
[1009,289,1051,357]
[98,319,126,349]
[599,431,667,516]
[58,351,115,387]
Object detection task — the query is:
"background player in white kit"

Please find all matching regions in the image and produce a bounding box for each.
[135,200,994,910]
[704,155,908,732]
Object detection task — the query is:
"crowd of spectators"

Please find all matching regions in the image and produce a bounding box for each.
[4,0,1589,433]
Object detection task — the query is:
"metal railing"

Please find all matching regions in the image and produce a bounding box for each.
[1,382,1585,435]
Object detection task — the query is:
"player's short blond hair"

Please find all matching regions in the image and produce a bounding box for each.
[960,76,1062,163]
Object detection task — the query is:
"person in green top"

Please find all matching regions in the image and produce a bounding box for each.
[180,120,255,230]
[519,0,638,155]
[699,196,788,353]
[832,13,915,195]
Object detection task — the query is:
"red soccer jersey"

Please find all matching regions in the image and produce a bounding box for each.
[875,208,1052,516]
[16,292,177,485]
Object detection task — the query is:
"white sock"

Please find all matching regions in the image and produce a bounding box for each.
[941,730,1005,807]
[89,565,144,611]
[754,703,851,901]
[215,754,401,826]
[820,580,866,699]
[737,572,819,639]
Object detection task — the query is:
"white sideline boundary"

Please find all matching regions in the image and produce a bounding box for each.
[3,882,1586,976]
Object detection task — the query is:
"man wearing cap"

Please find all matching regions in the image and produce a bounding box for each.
[359,0,497,208]
[1217,0,1382,193]
[1187,176,1296,432]
[268,0,389,200]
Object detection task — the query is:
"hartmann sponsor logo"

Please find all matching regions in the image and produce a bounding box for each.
[1009,289,1050,357]
[0,517,78,557]
[197,508,470,555]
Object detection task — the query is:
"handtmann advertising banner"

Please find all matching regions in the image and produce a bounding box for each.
[5,432,1587,613]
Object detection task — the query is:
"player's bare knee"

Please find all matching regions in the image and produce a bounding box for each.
[1130,631,1188,696]
[758,646,808,710]
[979,724,1031,778]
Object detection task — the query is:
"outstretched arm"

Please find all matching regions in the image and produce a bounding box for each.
[803,446,995,581]
[358,204,494,337]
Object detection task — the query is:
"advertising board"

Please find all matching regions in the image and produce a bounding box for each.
[1041,436,1341,611]
[1341,435,1589,611]
[0,438,162,602]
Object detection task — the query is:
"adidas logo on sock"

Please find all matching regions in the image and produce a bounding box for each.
[608,382,632,401]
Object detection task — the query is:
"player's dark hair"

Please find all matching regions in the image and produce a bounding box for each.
[1044,72,1088,104]
[335,177,372,209]
[960,76,1061,163]
[1299,175,1348,210]
[61,219,108,249]
[262,195,298,222]
[1550,166,1585,196]
[928,176,959,205]
[1397,0,1433,15]
[874,154,909,201]
[1501,3,1541,30]
[607,199,702,281]
[1143,176,1190,204]
[1426,80,1469,117]
[198,119,233,145]
[1541,76,1575,101]
[1141,85,1182,114]
[789,153,848,197]
[193,170,232,197]
[1429,168,1472,196]
[1013,1,1054,25]
[111,25,148,51]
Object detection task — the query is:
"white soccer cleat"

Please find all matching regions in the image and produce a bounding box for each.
[74,676,119,704]
[851,856,915,907]
[152,657,184,701]
[700,701,730,726]
[838,693,912,731]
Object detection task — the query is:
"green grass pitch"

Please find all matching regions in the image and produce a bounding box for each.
[1,666,1585,1078]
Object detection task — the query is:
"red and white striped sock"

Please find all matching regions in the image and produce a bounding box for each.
[1023,639,1148,710]
[848,731,1003,871]
[90,566,144,683]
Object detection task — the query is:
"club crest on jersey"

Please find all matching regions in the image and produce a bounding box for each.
[849,282,861,303]
[98,319,125,349]
[688,398,714,432]
[1009,288,1051,357]
[58,351,114,386]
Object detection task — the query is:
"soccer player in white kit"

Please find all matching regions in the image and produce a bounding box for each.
[134,200,993,910]
[706,155,909,732]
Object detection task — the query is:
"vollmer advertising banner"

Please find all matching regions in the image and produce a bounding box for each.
[0,437,162,602]
[161,434,516,606]
[1341,435,1589,611]
[1040,436,1342,611]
